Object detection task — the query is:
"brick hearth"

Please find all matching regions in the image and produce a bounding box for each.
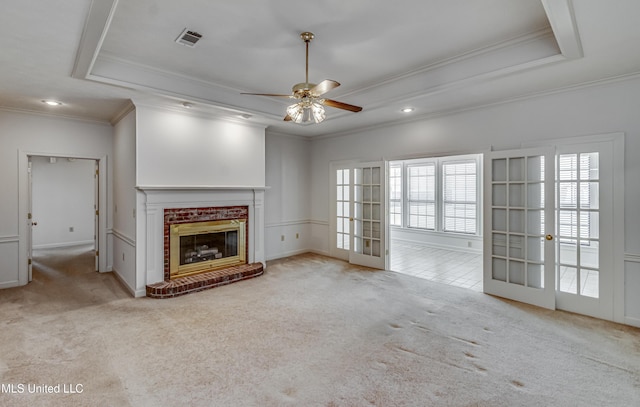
[146,262,263,299]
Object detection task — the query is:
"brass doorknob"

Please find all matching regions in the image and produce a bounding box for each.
[545,234,553,240]
[349,217,354,222]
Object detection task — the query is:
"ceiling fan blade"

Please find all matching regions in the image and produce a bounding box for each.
[284,114,293,121]
[309,80,340,97]
[241,93,293,98]
[324,99,363,112]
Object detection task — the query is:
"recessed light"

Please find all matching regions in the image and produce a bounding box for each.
[42,100,62,106]
[401,107,414,113]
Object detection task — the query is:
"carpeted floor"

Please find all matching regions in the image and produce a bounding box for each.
[0,245,638,406]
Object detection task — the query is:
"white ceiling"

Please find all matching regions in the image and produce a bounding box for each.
[1,1,640,137]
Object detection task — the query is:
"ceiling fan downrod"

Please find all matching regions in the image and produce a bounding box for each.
[300,32,314,85]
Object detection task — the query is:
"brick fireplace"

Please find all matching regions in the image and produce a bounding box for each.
[138,187,266,298]
[164,206,249,280]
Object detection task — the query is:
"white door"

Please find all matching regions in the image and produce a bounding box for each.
[27,157,34,282]
[484,147,556,309]
[94,160,99,271]
[332,162,386,269]
[555,142,614,320]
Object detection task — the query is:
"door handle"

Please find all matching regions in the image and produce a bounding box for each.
[349,217,354,221]
[545,234,553,240]
[32,222,38,226]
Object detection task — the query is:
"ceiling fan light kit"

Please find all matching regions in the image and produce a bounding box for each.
[242,32,362,125]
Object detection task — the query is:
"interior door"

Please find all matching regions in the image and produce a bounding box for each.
[332,162,386,269]
[555,142,614,320]
[27,157,34,282]
[484,147,556,309]
[94,160,99,271]
[350,162,386,269]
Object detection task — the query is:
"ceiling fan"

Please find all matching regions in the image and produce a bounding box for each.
[242,32,362,124]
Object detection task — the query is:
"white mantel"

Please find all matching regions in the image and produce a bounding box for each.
[134,186,266,296]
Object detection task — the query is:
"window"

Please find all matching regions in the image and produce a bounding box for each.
[389,165,402,226]
[389,154,481,235]
[407,164,436,229]
[442,161,477,234]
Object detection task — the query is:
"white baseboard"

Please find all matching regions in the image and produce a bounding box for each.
[266,248,310,261]
[391,237,483,254]
[111,267,139,298]
[624,316,640,328]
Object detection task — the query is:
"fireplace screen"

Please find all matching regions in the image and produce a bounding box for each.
[170,219,246,278]
[180,231,238,265]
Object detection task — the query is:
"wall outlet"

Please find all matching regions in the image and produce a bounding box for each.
[296,233,299,239]
[69,227,74,232]
[281,235,285,241]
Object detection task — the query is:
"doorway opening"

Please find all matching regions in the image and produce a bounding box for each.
[388,154,483,290]
[29,156,99,282]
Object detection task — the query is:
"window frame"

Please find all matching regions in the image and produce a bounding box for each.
[389,154,482,236]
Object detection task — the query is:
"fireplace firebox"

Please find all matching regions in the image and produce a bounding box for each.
[170,219,246,278]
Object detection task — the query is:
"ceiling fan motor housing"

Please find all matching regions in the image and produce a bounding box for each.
[292,82,316,97]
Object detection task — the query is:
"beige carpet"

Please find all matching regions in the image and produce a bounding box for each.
[0,245,638,407]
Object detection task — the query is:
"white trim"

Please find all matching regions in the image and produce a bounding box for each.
[266,219,310,228]
[111,266,145,298]
[71,0,119,79]
[541,0,583,59]
[137,185,269,191]
[312,72,640,141]
[18,151,109,287]
[112,229,136,247]
[624,253,640,263]
[392,236,482,255]
[266,248,309,261]
[0,235,19,244]
[33,240,95,250]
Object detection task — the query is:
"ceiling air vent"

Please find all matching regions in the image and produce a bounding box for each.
[175,28,202,47]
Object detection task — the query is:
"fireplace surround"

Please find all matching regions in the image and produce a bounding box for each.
[164,206,249,280]
[137,187,266,298]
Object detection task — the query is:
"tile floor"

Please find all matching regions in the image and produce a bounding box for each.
[390,240,483,291]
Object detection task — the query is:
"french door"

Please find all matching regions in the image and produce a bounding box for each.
[484,147,556,309]
[484,140,618,319]
[554,141,614,320]
[333,162,386,269]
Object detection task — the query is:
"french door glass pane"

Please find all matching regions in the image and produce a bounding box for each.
[336,169,350,250]
[556,152,600,298]
[490,154,547,291]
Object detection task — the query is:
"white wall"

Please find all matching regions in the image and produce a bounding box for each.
[136,105,265,187]
[131,105,267,295]
[309,76,640,326]
[0,110,112,288]
[264,133,312,260]
[112,108,137,293]
[31,156,95,249]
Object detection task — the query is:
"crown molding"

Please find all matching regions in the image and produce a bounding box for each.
[541,0,583,59]
[312,71,640,141]
[0,106,112,126]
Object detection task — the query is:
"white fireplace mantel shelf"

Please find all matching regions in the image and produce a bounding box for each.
[136,185,270,191]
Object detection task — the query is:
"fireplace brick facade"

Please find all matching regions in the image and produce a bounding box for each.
[163,206,249,281]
